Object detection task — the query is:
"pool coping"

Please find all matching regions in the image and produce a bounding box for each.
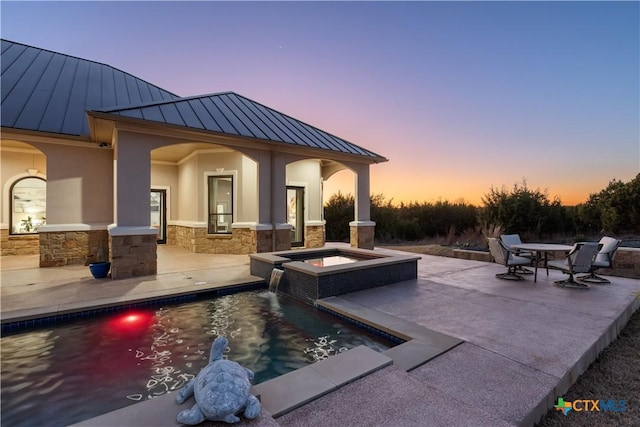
[1,277,265,329]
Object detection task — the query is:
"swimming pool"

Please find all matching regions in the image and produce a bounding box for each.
[0,290,394,427]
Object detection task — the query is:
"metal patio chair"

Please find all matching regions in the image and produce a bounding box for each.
[488,237,532,281]
[547,242,602,289]
[578,236,622,284]
[500,234,533,275]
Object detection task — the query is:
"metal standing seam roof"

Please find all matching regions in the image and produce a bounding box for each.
[1,39,386,161]
[96,92,386,159]
[1,39,180,136]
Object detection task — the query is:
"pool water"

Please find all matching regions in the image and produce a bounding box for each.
[303,255,359,267]
[0,290,392,427]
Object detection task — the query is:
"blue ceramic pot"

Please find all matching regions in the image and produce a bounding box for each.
[89,262,111,278]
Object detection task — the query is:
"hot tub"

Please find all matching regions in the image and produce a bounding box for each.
[249,247,420,304]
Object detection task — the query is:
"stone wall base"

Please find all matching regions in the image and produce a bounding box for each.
[305,224,325,248]
[350,224,375,250]
[1,229,40,256]
[110,234,157,279]
[171,225,291,254]
[607,247,640,279]
[38,230,108,267]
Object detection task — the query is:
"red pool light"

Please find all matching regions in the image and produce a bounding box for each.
[107,311,154,334]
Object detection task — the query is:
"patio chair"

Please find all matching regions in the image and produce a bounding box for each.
[547,242,602,289]
[578,237,622,284]
[500,234,533,275]
[488,237,532,281]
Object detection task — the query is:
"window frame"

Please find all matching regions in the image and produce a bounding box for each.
[10,176,47,235]
[207,174,234,235]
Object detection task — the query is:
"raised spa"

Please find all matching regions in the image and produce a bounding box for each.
[249,247,420,303]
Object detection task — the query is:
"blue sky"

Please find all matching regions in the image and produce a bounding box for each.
[2,1,638,205]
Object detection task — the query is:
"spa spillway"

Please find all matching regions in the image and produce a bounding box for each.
[249,247,420,304]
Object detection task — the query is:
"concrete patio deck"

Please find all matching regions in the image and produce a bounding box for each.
[1,244,638,427]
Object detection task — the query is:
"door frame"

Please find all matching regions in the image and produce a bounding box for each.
[151,188,167,244]
[286,185,305,247]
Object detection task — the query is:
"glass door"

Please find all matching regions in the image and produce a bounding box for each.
[150,190,167,244]
[286,186,304,247]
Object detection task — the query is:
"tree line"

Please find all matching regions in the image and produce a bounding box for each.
[324,173,640,243]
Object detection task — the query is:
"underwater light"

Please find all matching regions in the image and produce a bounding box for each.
[108,311,154,334]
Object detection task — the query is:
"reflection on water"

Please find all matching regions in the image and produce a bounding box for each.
[1,291,392,427]
[303,255,359,267]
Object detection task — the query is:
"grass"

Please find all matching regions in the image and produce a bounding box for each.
[535,307,639,426]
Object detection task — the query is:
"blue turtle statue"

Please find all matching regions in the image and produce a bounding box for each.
[176,336,261,424]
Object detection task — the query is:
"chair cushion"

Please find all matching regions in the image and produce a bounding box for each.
[592,259,610,268]
[509,255,532,266]
[595,237,620,265]
[547,259,568,271]
[599,237,619,253]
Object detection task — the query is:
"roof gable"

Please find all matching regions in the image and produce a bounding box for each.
[1,39,179,136]
[97,92,384,159]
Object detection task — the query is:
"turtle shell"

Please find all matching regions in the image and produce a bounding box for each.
[193,359,252,420]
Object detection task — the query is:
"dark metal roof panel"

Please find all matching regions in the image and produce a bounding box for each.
[141,105,165,122]
[209,96,254,137]
[175,101,205,130]
[1,39,179,136]
[101,92,384,159]
[189,98,223,133]
[158,103,186,127]
[199,97,240,134]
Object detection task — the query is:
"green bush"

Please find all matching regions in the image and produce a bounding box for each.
[323,174,639,243]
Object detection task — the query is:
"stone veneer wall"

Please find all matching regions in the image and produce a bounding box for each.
[167,224,177,245]
[607,248,640,279]
[273,228,291,252]
[39,230,108,267]
[350,225,375,250]
[305,224,325,248]
[1,229,39,256]
[110,234,157,279]
[171,225,292,254]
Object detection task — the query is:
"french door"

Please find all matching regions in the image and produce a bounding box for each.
[286,186,304,247]
[150,189,167,244]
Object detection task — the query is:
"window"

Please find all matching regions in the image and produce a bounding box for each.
[208,175,233,234]
[11,177,46,234]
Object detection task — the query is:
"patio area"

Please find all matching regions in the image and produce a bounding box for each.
[1,244,639,426]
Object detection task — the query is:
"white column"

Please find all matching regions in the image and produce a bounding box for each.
[271,152,288,226]
[113,132,151,227]
[353,163,372,223]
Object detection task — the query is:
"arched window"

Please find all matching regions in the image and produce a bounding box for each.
[10,177,46,234]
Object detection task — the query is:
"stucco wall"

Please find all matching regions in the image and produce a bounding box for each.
[35,143,113,225]
[286,160,323,222]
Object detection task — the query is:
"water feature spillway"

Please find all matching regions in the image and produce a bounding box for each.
[250,247,421,303]
[268,268,284,293]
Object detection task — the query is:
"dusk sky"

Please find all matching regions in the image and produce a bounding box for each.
[2,1,638,206]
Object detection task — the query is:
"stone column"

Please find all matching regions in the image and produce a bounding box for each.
[109,131,157,278]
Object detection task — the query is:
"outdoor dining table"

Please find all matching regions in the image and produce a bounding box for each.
[510,243,574,282]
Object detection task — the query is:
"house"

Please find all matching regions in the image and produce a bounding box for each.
[0,39,387,278]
